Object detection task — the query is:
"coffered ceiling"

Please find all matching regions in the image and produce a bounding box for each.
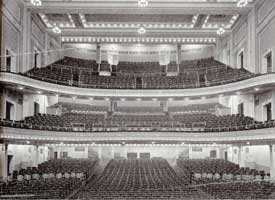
[23,0,255,44]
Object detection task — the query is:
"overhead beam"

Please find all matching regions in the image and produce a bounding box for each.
[25,2,253,15]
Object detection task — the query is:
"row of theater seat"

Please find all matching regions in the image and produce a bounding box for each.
[73,158,209,199]
[0,112,258,131]
[199,181,275,199]
[24,56,253,89]
[12,159,98,179]
[0,159,98,199]
[1,112,271,132]
[177,159,269,185]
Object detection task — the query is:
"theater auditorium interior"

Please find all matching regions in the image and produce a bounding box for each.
[1,0,275,199]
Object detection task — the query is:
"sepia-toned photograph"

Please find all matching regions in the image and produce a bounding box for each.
[0,0,275,199]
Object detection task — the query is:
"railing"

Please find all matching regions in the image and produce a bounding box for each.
[0,118,272,133]
[22,71,254,89]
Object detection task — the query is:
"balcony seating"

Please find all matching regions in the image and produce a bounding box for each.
[51,102,108,113]
[24,56,253,89]
[0,111,259,132]
[168,103,222,113]
[115,106,163,113]
[73,158,209,199]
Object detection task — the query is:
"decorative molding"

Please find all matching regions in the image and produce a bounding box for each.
[0,72,275,98]
[61,37,216,44]
[1,126,275,144]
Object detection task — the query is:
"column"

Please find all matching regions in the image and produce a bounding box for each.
[111,100,117,112]
[161,101,168,112]
[247,7,256,73]
[44,32,49,66]
[97,147,102,160]
[270,145,274,177]
[21,8,32,73]
[176,44,181,73]
[33,145,39,167]
[0,0,2,70]
[238,146,243,167]
[96,44,102,65]
[0,144,8,180]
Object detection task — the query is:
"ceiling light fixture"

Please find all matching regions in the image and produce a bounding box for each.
[52,25,61,34]
[216,27,225,35]
[138,0,149,7]
[138,26,146,34]
[237,0,248,7]
[31,0,42,6]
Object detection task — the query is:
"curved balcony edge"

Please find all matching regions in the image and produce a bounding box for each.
[1,126,275,144]
[0,72,275,97]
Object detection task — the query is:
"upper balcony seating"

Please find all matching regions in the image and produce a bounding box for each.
[168,103,221,113]
[115,106,163,113]
[24,56,254,89]
[116,61,162,76]
[51,102,109,113]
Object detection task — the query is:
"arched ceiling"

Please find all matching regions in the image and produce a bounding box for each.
[23,0,255,44]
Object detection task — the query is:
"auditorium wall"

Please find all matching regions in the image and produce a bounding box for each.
[0,89,23,120]
[257,1,275,74]
[218,94,255,118]
[7,144,49,172]
[63,44,214,63]
[50,145,225,166]
[1,0,62,73]
[229,145,272,173]
[217,0,275,74]
[254,90,275,121]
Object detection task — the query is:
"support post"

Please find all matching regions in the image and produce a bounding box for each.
[0,144,8,180]
[270,145,274,177]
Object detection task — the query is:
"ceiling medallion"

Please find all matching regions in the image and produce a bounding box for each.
[216,27,225,35]
[52,25,62,34]
[138,0,149,7]
[138,27,146,34]
[237,0,248,7]
[31,0,42,6]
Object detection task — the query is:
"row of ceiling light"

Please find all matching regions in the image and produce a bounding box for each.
[31,0,248,8]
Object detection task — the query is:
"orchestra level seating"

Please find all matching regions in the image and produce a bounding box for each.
[0,159,98,199]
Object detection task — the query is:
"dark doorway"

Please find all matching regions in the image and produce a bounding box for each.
[238,103,244,116]
[266,52,272,73]
[5,101,13,120]
[34,102,40,115]
[127,153,138,159]
[136,77,142,89]
[210,150,217,158]
[140,153,150,159]
[224,151,228,161]
[239,51,244,69]
[6,50,11,72]
[7,155,13,175]
[265,103,272,121]
[54,152,58,160]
